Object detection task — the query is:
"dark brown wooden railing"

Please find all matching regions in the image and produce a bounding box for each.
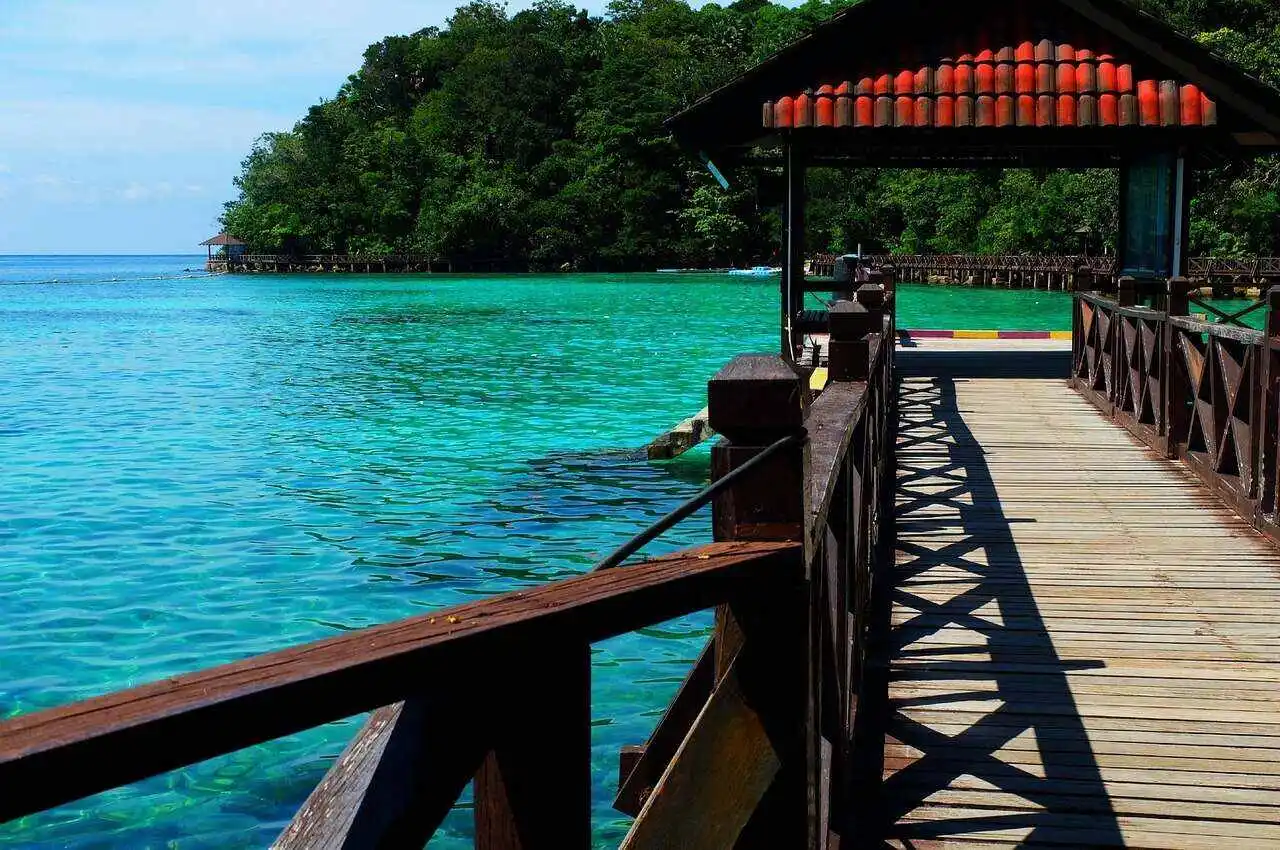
[1071,280,1280,537]
[0,288,896,848]
[814,253,1280,290]
[809,253,1110,290]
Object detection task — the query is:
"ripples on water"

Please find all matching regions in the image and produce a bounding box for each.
[0,256,1072,848]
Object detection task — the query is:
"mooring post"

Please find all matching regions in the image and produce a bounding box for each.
[706,355,816,847]
[829,302,878,382]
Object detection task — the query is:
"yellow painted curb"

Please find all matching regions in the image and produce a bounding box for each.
[954,330,999,339]
[810,367,829,392]
[1049,330,1073,340]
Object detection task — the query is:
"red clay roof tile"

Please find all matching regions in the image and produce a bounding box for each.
[765,38,1218,130]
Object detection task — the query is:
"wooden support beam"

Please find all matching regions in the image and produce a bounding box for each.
[619,656,779,850]
[475,644,591,850]
[621,580,810,850]
[647,407,714,460]
[614,639,717,817]
[275,698,485,849]
[702,353,816,848]
[781,143,807,359]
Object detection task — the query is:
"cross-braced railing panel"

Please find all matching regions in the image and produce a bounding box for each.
[1170,318,1263,514]
[1072,283,1280,540]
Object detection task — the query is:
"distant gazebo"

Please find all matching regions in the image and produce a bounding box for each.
[666,0,1280,356]
[200,233,246,268]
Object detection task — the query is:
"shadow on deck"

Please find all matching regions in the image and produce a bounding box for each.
[860,349,1123,847]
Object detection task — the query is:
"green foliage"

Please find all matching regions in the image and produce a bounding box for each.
[222,0,1280,266]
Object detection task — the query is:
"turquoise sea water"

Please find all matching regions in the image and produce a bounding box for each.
[0,256,1076,848]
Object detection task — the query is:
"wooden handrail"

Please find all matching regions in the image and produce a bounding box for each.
[814,253,1280,285]
[0,540,801,823]
[1071,283,1280,543]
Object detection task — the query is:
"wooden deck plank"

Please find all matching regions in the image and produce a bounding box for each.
[875,352,1280,847]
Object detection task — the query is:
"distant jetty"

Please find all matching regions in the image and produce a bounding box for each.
[206,254,459,274]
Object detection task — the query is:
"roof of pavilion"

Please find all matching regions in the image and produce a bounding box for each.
[200,233,247,247]
[667,0,1280,166]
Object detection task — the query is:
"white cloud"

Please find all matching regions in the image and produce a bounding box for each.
[6,175,210,206]
[0,0,618,252]
[0,99,294,155]
[0,0,463,86]
[118,181,204,202]
[24,174,101,204]
[121,181,163,201]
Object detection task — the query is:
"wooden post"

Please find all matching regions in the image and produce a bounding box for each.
[1168,276,1192,318]
[781,143,807,360]
[1071,265,1087,293]
[709,356,808,545]
[855,284,885,316]
[1263,286,1280,515]
[829,302,877,382]
[1165,277,1194,458]
[474,645,591,850]
[1118,275,1137,307]
[1266,287,1280,339]
[707,355,815,848]
[1174,154,1192,279]
[622,356,812,848]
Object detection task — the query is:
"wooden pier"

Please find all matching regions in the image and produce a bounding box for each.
[880,338,1280,846]
[9,274,1280,847]
[10,0,1280,846]
[208,254,459,274]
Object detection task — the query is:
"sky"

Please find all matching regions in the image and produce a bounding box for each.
[0,0,608,255]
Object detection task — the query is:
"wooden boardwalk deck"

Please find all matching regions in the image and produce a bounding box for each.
[875,343,1280,848]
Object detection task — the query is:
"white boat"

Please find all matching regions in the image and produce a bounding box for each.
[728,266,781,277]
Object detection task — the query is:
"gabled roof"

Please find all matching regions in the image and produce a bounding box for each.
[667,0,1280,162]
[200,233,246,246]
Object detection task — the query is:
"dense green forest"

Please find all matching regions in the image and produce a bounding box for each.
[220,0,1280,268]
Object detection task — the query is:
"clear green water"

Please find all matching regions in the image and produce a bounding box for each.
[0,259,1073,848]
[885,284,1072,330]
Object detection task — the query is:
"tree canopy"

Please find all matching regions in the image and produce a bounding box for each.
[221,0,1280,268]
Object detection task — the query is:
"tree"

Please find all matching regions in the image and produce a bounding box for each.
[220,0,1280,264]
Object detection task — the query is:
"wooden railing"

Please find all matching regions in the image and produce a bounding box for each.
[233,254,445,264]
[814,253,1280,288]
[1071,279,1280,535]
[0,290,897,847]
[1188,255,1280,282]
